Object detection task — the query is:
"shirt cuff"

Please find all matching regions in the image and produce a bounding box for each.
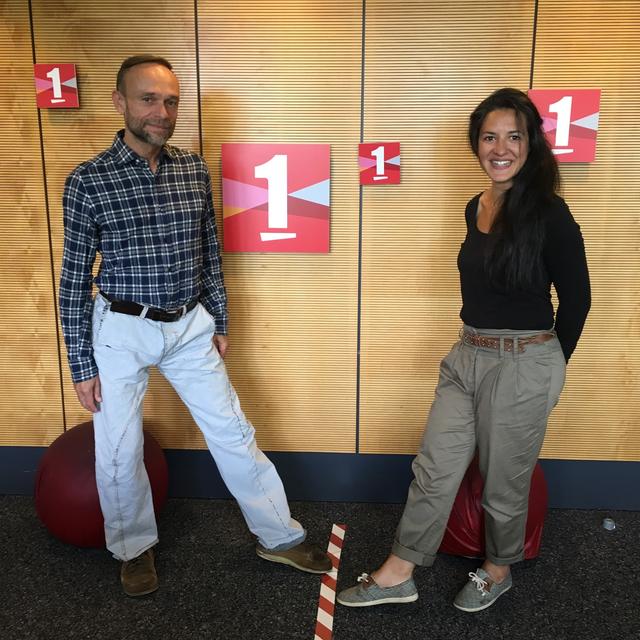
[70,359,99,383]
[214,316,228,335]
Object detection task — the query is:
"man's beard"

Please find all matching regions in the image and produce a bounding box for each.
[127,116,175,147]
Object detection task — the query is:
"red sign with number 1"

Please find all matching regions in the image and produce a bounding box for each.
[528,89,601,162]
[359,142,401,184]
[222,143,330,253]
[34,64,79,109]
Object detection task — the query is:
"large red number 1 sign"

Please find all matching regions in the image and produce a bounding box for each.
[34,64,80,108]
[528,89,601,162]
[222,143,330,252]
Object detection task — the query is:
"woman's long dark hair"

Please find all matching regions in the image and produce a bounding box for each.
[468,88,560,291]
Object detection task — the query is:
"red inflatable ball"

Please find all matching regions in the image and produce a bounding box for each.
[35,421,168,548]
[439,455,548,559]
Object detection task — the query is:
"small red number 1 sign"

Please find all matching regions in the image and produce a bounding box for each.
[34,64,80,109]
[359,142,401,184]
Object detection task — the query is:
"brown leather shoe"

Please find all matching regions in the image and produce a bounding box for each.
[120,549,158,596]
[256,541,332,574]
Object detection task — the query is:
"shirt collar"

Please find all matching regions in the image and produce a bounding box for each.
[109,129,177,166]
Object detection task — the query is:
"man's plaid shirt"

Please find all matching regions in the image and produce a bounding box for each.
[60,131,227,383]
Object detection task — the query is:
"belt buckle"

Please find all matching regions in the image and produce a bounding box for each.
[166,303,188,320]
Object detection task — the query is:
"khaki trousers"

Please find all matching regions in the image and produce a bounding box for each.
[392,325,566,566]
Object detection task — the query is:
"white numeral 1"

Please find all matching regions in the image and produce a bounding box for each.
[254,154,296,241]
[549,95,572,148]
[371,145,388,181]
[46,67,65,103]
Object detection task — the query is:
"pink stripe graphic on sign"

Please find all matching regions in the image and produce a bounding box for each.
[314,524,347,640]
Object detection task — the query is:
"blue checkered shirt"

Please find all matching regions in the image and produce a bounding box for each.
[60,131,227,383]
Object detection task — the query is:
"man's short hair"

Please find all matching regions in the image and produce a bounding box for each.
[116,55,173,93]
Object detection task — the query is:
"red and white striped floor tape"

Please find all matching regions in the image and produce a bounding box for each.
[313,523,347,640]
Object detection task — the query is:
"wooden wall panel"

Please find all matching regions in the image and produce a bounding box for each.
[0,0,63,445]
[198,1,362,451]
[359,0,535,453]
[31,0,201,446]
[2,1,637,463]
[535,0,640,460]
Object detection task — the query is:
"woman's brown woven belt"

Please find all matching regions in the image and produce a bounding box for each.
[461,331,554,353]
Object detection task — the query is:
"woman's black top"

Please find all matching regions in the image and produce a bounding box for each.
[458,193,591,361]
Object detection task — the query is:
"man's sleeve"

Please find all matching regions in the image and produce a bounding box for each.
[199,165,228,334]
[59,170,99,382]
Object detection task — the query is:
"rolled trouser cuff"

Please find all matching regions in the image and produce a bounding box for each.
[484,551,524,566]
[392,539,437,567]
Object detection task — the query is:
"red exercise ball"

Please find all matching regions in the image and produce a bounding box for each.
[439,455,548,559]
[34,421,168,548]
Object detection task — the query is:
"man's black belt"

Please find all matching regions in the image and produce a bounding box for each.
[100,292,198,322]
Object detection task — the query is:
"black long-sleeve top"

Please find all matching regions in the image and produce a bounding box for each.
[458,193,591,361]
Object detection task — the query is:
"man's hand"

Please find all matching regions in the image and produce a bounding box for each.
[74,375,102,413]
[213,334,228,359]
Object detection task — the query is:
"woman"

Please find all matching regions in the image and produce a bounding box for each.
[337,88,591,612]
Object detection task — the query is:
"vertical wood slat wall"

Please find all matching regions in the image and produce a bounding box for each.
[0,0,638,461]
[197,1,361,451]
[359,0,536,453]
[534,0,640,459]
[0,0,62,445]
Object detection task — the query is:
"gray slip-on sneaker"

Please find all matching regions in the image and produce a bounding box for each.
[453,568,512,612]
[337,573,418,607]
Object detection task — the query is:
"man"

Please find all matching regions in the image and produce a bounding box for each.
[59,55,331,596]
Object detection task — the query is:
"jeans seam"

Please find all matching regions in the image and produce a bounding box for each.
[111,421,130,560]
[223,374,295,547]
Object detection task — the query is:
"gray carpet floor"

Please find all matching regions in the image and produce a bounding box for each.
[1,496,638,640]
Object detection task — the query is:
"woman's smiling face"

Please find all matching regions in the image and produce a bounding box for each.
[477,108,529,191]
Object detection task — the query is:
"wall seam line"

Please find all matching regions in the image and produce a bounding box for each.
[529,0,539,89]
[28,0,67,432]
[355,0,367,455]
[194,0,204,156]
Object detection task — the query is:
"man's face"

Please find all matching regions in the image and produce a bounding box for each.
[113,63,180,148]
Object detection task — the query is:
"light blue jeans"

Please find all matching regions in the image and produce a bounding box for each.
[91,293,305,561]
